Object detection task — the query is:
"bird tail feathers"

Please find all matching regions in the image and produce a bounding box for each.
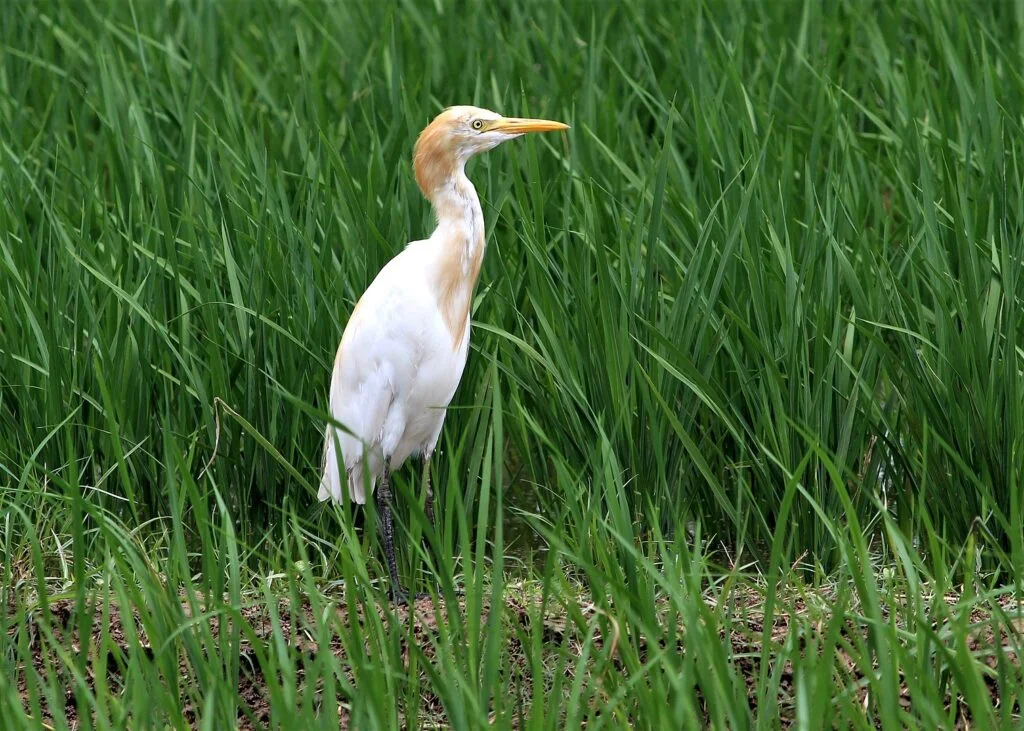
[318,426,370,505]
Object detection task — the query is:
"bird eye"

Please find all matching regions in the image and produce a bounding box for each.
[471,119,484,131]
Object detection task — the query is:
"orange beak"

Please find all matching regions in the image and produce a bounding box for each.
[484,117,570,134]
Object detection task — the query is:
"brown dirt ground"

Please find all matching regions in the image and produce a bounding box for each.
[10,587,1024,729]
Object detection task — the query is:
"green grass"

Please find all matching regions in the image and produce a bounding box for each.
[2,0,1023,727]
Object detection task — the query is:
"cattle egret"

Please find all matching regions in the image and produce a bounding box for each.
[319,105,569,603]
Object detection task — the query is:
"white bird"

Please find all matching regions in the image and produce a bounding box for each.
[319,105,569,602]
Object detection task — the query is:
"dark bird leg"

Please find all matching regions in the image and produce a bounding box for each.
[420,455,460,598]
[376,458,407,605]
[421,456,439,592]
[422,456,435,530]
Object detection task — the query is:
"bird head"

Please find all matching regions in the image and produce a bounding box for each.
[413,105,568,199]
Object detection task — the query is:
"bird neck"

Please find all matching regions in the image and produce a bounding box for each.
[430,167,484,247]
[427,166,486,345]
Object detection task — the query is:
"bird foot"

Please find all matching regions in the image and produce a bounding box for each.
[388,586,435,606]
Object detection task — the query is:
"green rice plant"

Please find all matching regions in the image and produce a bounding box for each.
[2,0,1023,727]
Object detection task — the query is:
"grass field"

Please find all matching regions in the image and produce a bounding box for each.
[3,0,1024,727]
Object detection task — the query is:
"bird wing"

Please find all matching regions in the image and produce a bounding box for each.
[320,353,395,504]
[318,296,394,505]
[318,250,424,504]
